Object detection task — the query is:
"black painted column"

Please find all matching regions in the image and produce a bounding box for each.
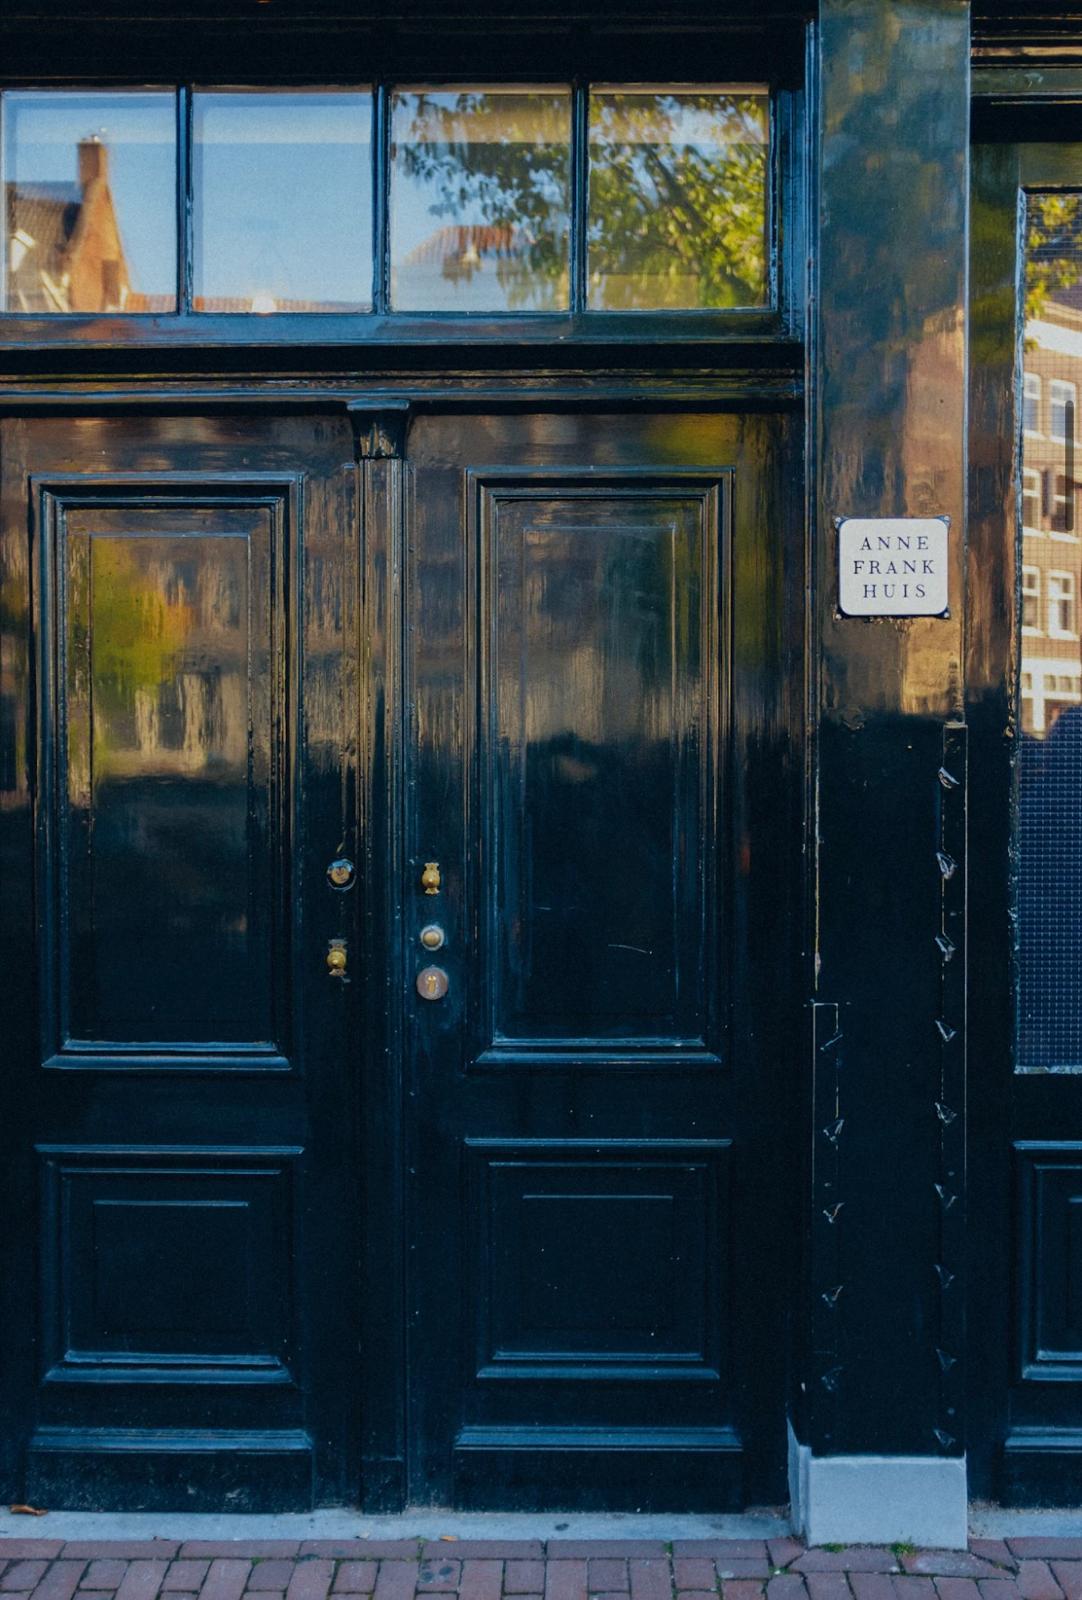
[795,0,970,1544]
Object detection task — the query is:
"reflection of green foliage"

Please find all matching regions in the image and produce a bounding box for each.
[1026,193,1082,329]
[397,90,768,312]
[588,93,768,309]
[969,178,1016,368]
[89,540,190,714]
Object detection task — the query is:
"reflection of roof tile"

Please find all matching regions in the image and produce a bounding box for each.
[188,296,369,313]
[6,181,82,266]
[404,222,519,267]
[125,294,179,313]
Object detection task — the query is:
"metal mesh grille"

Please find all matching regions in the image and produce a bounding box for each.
[1018,193,1082,1068]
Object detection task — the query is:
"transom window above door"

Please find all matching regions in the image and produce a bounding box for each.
[0,84,771,320]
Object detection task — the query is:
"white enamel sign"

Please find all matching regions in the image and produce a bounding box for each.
[837,516,949,617]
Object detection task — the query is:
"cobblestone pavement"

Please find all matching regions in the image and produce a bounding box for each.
[1,1537,1081,1600]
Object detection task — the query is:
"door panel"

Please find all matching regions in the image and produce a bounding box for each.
[0,414,361,1509]
[40,485,294,1067]
[474,474,722,1059]
[403,409,801,1510]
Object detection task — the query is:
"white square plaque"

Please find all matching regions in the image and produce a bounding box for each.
[837,516,949,617]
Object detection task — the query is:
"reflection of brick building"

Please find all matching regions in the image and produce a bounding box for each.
[1021,290,1082,733]
[7,134,359,314]
[1018,278,1082,1063]
[5,137,132,312]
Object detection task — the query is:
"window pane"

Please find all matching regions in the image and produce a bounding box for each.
[390,88,571,313]
[587,86,769,311]
[1018,193,1082,1068]
[3,90,176,313]
[193,90,372,314]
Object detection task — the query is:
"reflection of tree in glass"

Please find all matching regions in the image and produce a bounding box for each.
[1026,194,1082,327]
[588,93,768,310]
[396,89,768,312]
[397,92,570,311]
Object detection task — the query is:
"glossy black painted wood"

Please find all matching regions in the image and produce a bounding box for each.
[0,393,803,1513]
[402,407,803,1509]
[801,0,969,1461]
[0,0,810,1515]
[0,413,363,1509]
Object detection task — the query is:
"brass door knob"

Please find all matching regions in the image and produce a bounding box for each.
[419,924,445,951]
[326,939,347,976]
[421,861,441,895]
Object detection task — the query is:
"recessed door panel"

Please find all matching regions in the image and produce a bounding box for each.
[474,476,722,1056]
[469,1140,728,1380]
[39,1145,297,1385]
[40,491,291,1062]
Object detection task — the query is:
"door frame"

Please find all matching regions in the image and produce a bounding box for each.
[968,85,1082,1503]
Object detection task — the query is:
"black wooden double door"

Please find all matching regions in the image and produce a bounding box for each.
[0,402,801,1511]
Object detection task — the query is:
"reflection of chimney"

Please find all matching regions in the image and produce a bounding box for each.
[77,138,107,189]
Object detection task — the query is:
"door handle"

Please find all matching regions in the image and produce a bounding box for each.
[326,938,348,977]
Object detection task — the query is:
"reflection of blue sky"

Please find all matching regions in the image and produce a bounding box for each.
[3,91,177,297]
[193,93,371,307]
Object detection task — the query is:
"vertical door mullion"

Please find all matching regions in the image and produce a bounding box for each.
[570,81,588,317]
[177,86,192,314]
[374,82,390,316]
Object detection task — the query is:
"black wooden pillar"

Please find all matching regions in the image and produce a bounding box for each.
[794,0,971,1545]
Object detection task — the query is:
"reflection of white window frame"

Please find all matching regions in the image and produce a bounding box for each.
[1024,371,1042,434]
[1022,565,1042,631]
[1048,569,1078,637]
[1022,467,1042,534]
[1021,671,1043,732]
[1052,471,1079,539]
[1052,378,1078,442]
[1021,659,1082,734]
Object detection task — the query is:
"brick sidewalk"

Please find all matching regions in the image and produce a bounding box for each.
[1,1537,1081,1600]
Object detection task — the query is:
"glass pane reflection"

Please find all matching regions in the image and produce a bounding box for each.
[1018,194,1082,1067]
[193,90,372,313]
[390,88,571,313]
[3,90,177,313]
[587,87,769,310]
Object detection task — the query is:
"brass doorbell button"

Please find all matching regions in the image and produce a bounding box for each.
[419,924,445,951]
[416,965,449,1001]
[327,857,355,889]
